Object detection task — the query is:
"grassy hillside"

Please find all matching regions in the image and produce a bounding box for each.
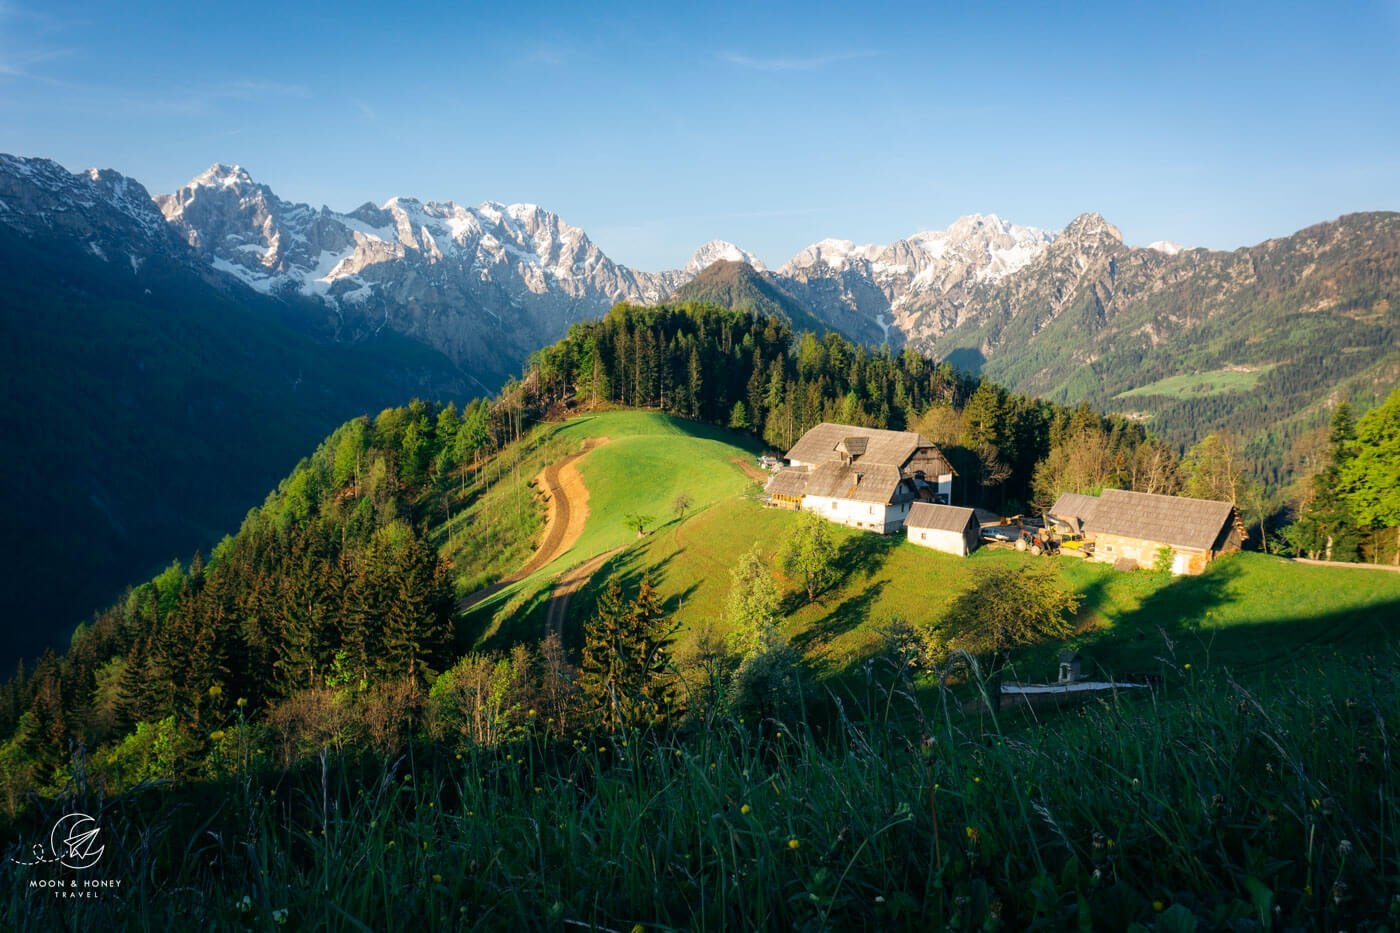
[5,404,1399,928]
[459,411,765,647]
[1116,366,1276,400]
[462,412,1400,682]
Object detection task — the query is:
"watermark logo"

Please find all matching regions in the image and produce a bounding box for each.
[11,811,105,869]
[11,811,122,899]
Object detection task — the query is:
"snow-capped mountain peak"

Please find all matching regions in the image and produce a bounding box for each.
[1147,239,1185,255]
[193,163,256,190]
[685,240,765,274]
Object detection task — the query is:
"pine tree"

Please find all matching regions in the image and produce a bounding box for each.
[579,576,673,730]
[1286,404,1363,560]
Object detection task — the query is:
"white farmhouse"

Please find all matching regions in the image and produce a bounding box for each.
[905,503,980,556]
[765,423,957,534]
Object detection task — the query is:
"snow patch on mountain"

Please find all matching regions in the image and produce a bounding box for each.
[685,240,765,274]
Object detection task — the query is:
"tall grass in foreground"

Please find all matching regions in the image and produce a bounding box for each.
[4,649,1397,931]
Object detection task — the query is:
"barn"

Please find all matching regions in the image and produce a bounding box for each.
[1081,488,1246,575]
[905,503,980,556]
[764,423,957,533]
[1046,492,1101,536]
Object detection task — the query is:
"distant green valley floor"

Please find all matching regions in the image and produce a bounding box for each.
[1115,365,1277,400]
[462,412,1400,684]
[1114,365,1277,400]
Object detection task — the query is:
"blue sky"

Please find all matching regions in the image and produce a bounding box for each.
[2,0,1397,269]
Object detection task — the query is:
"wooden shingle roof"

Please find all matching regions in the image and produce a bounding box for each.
[907,503,977,533]
[1084,488,1237,551]
[765,466,810,498]
[1049,492,1101,524]
[785,422,930,467]
[803,461,910,504]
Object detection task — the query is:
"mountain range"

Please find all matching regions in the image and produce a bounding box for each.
[1,152,1396,659]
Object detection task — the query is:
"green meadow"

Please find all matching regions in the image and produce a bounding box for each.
[463,411,1400,684]
[1115,366,1275,400]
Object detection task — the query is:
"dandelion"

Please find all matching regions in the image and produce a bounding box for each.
[973,776,981,783]
[272,908,288,925]
[1184,663,1191,670]
[238,895,253,913]
[432,873,443,884]
[403,773,412,782]
[740,804,751,815]
[210,730,225,742]
[787,838,800,850]
[208,684,223,699]
[1332,881,1348,906]
[236,697,247,709]
[528,708,537,717]
[422,841,429,852]
[874,895,885,905]
[1153,900,1165,912]
[965,826,980,845]
[1338,839,1353,857]
[455,753,462,760]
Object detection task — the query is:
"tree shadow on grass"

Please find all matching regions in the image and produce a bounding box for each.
[835,532,901,580]
[1074,556,1400,679]
[793,580,888,656]
[561,547,699,651]
[472,583,552,654]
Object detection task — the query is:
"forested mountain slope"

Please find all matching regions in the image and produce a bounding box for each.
[0,224,469,666]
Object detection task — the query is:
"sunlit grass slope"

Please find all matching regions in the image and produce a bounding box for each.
[457,409,1400,681]
[581,496,1400,680]
[459,411,764,648]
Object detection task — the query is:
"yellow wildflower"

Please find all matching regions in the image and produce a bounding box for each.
[741,804,751,815]
[787,838,800,850]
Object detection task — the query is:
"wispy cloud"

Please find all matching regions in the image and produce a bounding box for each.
[718,49,879,72]
[0,44,72,78]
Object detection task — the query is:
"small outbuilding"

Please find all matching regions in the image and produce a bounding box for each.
[1083,488,1245,575]
[905,503,980,556]
[1057,649,1084,684]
